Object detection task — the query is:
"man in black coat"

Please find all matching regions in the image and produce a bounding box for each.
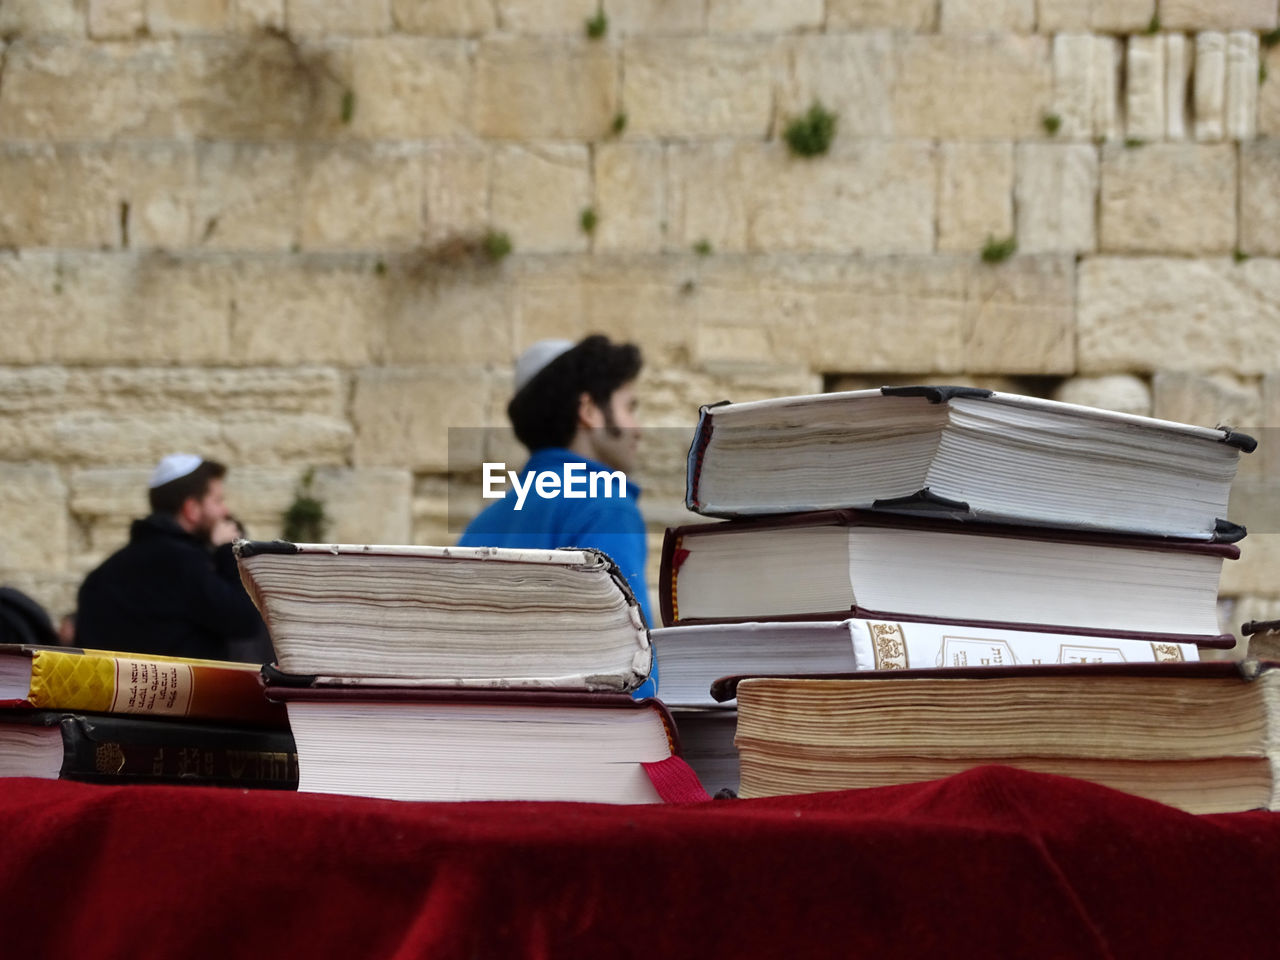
[76,454,269,662]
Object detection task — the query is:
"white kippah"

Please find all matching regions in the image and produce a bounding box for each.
[513,339,575,394]
[149,453,203,489]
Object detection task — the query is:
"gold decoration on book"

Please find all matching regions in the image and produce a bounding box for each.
[868,621,908,670]
[1151,643,1187,662]
[95,742,126,774]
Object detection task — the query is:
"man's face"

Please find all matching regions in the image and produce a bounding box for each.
[587,382,641,475]
[187,478,230,542]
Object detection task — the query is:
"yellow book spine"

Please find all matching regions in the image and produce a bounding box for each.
[26,651,234,717]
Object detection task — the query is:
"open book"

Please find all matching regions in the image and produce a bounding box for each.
[687,386,1253,541]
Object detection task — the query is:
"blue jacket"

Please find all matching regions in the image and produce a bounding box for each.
[458,448,657,698]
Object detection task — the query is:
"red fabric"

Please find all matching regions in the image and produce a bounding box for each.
[641,755,712,802]
[3,766,1280,959]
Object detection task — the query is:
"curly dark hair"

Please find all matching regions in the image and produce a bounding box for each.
[507,335,642,452]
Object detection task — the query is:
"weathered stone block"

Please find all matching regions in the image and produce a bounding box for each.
[1053,375,1152,416]
[423,142,491,244]
[300,143,425,250]
[893,35,1052,139]
[1079,257,1280,373]
[0,146,120,249]
[603,0,705,35]
[1016,143,1098,254]
[940,0,1034,33]
[1241,140,1280,256]
[776,34,894,140]
[594,143,666,253]
[497,0,597,33]
[286,0,391,34]
[0,0,85,34]
[349,37,471,139]
[0,464,68,574]
[1100,144,1236,254]
[221,413,354,466]
[1220,535,1280,596]
[962,255,1075,374]
[1161,0,1277,31]
[707,0,823,32]
[1166,34,1190,140]
[1036,0,1152,32]
[117,142,200,249]
[312,468,413,543]
[623,37,774,138]
[665,142,753,252]
[492,144,592,254]
[1052,34,1120,141]
[69,468,151,520]
[827,0,935,29]
[194,143,301,251]
[1126,36,1164,142]
[88,0,144,38]
[0,254,59,363]
[1195,32,1227,142]
[379,265,515,366]
[1152,373,1262,466]
[149,0,231,33]
[1226,31,1259,141]
[63,366,347,416]
[352,366,499,470]
[476,38,617,140]
[230,0,285,29]
[0,367,69,415]
[1260,45,1280,136]
[938,142,1014,254]
[391,0,494,34]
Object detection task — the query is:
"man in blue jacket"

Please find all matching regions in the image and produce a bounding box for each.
[458,334,656,697]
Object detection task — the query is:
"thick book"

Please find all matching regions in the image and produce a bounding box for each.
[721,661,1280,814]
[0,645,286,728]
[660,511,1237,644]
[236,541,651,692]
[0,711,297,788]
[267,685,705,804]
[686,385,1253,541]
[652,618,1199,708]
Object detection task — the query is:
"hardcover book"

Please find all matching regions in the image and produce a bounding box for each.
[660,511,1237,644]
[235,541,652,692]
[0,711,297,788]
[721,661,1280,814]
[652,618,1198,708]
[686,385,1253,541]
[267,685,702,804]
[0,645,286,728]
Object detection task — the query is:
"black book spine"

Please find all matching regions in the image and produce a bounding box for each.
[59,715,299,790]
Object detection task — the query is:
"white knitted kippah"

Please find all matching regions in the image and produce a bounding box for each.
[149,453,203,489]
[513,339,575,393]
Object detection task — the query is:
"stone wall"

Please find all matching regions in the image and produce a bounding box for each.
[2,0,1279,647]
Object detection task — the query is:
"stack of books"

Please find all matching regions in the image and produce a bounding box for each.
[653,385,1262,810]
[0,645,296,789]
[234,541,704,804]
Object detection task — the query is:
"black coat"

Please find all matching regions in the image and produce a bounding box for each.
[76,514,268,661]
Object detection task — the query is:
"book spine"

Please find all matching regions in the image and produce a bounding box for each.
[59,716,298,789]
[26,651,287,728]
[684,401,730,513]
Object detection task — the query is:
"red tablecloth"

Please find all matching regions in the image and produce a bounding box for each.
[3,766,1279,959]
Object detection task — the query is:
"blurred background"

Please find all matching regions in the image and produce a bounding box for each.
[2,0,1279,645]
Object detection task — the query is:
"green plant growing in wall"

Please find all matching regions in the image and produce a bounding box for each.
[1042,113,1062,135]
[585,7,608,38]
[1264,28,1280,48]
[1145,13,1160,34]
[692,239,713,256]
[340,88,356,124]
[1124,137,1145,148]
[981,235,1017,264]
[580,207,598,234]
[482,230,513,262]
[784,101,838,157]
[611,111,628,136]
[1234,248,1251,263]
[282,468,328,543]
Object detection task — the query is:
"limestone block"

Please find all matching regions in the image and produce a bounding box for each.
[312,468,413,543]
[665,141,755,253]
[1152,373,1262,478]
[0,146,120,249]
[1260,45,1280,135]
[69,468,151,520]
[594,142,666,253]
[1099,144,1236,255]
[1195,33,1226,142]
[1052,375,1152,417]
[423,142,491,244]
[1052,34,1120,141]
[707,0,823,32]
[639,365,824,428]
[88,0,144,38]
[776,34,894,139]
[230,0,285,29]
[149,0,231,33]
[61,367,347,416]
[194,143,302,251]
[497,0,597,33]
[1220,535,1280,596]
[692,326,775,369]
[116,142,200,249]
[0,0,85,34]
[1125,36,1164,143]
[623,37,774,138]
[218,413,353,466]
[380,266,515,365]
[827,0,936,29]
[0,464,68,574]
[1241,140,1280,256]
[1015,143,1098,254]
[299,143,425,250]
[286,0,391,34]
[1165,34,1190,140]
[1161,0,1277,31]
[1036,0,1152,32]
[601,0,705,35]
[962,255,1075,374]
[391,0,494,34]
[413,473,485,544]
[476,38,617,140]
[1226,31,1259,141]
[0,254,58,363]
[220,467,301,537]
[492,144,592,254]
[15,411,226,466]
[349,37,471,139]
[0,368,69,414]
[1079,257,1280,373]
[352,366,499,470]
[893,35,1052,139]
[938,142,1014,254]
[940,0,1034,33]
[1260,374,1280,481]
